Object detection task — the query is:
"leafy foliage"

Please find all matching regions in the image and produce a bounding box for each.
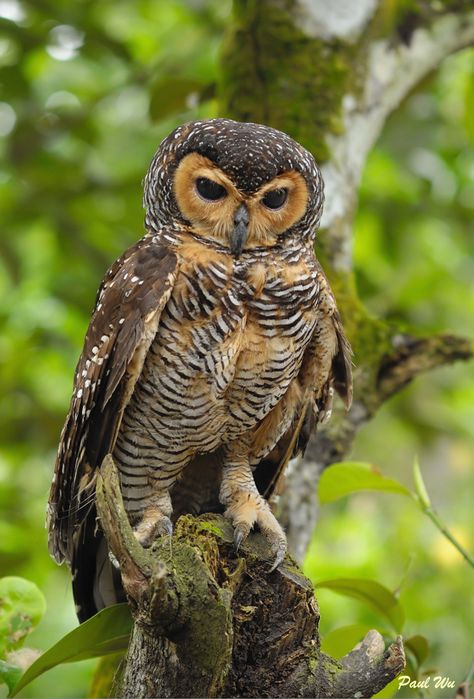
[320,623,372,660]
[10,604,131,696]
[0,577,46,656]
[315,458,473,692]
[0,577,45,693]
[318,462,411,503]
[0,1,472,697]
[316,577,405,633]
[309,453,473,695]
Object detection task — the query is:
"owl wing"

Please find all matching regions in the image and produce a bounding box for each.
[255,270,353,499]
[47,236,178,565]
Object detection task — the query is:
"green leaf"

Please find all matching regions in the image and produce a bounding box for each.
[0,661,22,693]
[405,634,429,669]
[320,624,373,659]
[10,604,132,697]
[318,462,411,504]
[0,577,46,655]
[373,677,400,698]
[149,77,205,121]
[412,457,431,509]
[315,578,405,632]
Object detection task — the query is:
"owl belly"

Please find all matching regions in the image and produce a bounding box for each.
[120,312,305,453]
[113,259,318,514]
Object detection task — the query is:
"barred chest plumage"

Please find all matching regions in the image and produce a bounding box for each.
[113,238,320,514]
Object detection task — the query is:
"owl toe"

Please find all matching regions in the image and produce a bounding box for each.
[223,490,287,569]
[134,513,173,548]
[256,509,287,571]
[267,539,287,572]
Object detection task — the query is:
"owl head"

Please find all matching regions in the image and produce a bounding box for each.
[143,118,324,256]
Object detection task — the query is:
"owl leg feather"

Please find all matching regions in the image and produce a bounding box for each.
[220,445,287,570]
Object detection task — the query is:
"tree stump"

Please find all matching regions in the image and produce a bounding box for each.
[96,455,404,698]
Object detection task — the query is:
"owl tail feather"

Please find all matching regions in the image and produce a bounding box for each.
[71,506,125,622]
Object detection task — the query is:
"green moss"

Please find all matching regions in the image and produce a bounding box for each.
[176,546,232,694]
[219,0,361,162]
[194,520,225,537]
[182,582,232,677]
[219,0,467,159]
[304,652,345,696]
[331,271,389,361]
[280,558,315,588]
[150,529,233,694]
[308,653,318,674]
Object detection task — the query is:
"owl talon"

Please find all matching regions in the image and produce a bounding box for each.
[234,523,250,551]
[268,541,287,572]
[223,489,287,570]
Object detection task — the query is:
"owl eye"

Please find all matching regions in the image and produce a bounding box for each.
[262,187,288,210]
[195,177,227,201]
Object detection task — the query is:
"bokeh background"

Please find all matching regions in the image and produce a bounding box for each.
[0,1,472,697]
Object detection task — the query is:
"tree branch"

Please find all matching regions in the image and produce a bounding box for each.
[330,630,405,698]
[377,333,473,402]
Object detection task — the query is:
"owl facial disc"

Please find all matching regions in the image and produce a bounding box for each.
[144,118,325,251]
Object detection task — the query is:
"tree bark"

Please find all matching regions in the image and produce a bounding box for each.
[96,456,405,698]
[219,0,474,559]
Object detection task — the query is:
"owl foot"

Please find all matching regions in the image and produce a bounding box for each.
[134,508,173,548]
[224,491,287,571]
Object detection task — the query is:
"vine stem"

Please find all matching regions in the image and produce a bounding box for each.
[417,501,474,569]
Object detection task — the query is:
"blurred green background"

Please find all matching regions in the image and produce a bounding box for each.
[0,1,472,697]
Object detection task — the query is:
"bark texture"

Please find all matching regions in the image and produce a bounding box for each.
[97,456,405,698]
[219,0,474,559]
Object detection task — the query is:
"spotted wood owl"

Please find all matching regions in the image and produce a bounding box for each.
[48,118,352,621]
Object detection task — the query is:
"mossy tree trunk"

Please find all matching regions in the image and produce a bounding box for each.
[97,456,405,698]
[102,2,474,697]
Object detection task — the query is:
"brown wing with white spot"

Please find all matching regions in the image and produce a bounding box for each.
[255,266,353,499]
[47,237,178,565]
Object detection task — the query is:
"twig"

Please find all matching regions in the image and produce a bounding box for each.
[330,630,406,699]
[377,334,473,402]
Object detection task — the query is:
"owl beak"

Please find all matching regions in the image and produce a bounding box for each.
[231,203,250,257]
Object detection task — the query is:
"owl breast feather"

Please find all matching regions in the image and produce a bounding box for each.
[118,250,319,449]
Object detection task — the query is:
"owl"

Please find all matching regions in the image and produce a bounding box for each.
[47,118,352,621]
